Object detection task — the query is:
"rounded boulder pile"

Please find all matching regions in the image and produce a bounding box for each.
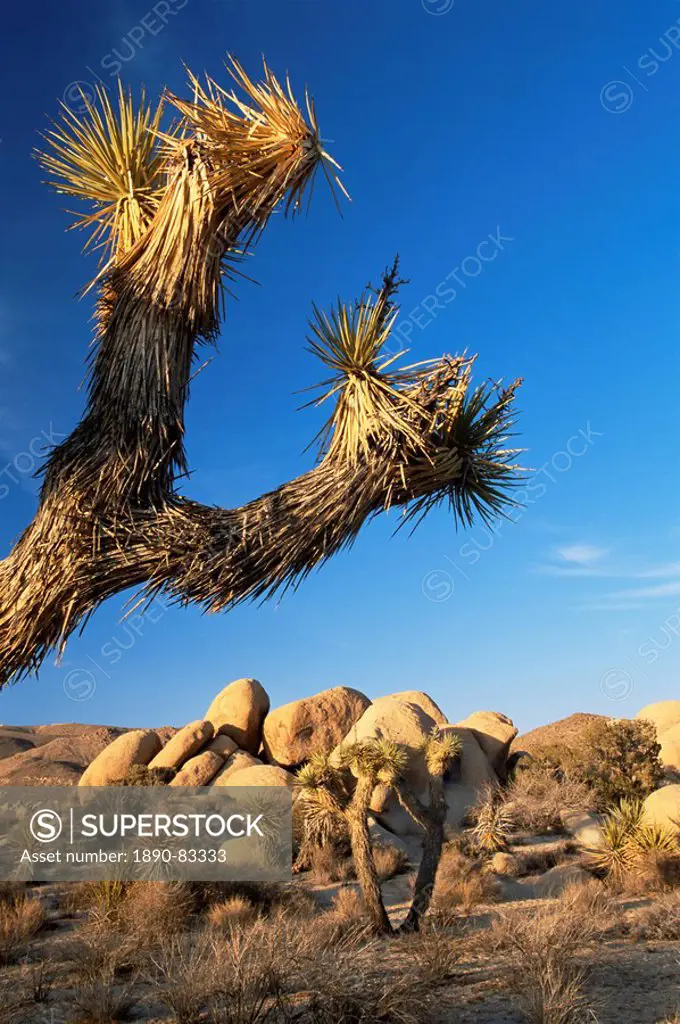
[76,679,518,840]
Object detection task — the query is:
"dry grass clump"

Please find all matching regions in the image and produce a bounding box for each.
[373,844,409,881]
[307,887,375,949]
[396,926,460,988]
[628,889,680,940]
[206,895,259,931]
[64,918,140,1024]
[507,759,594,834]
[191,880,316,919]
[308,843,355,884]
[492,903,595,1024]
[117,881,195,942]
[147,931,217,1023]
[302,942,429,1024]
[65,879,129,921]
[65,918,139,981]
[430,844,499,921]
[67,976,137,1024]
[0,893,45,965]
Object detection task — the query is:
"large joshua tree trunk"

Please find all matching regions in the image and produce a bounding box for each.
[0,61,521,687]
[346,774,393,936]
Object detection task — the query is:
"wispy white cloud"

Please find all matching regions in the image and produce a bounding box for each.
[577,602,646,612]
[555,543,608,565]
[537,559,680,580]
[535,542,680,610]
[606,580,680,601]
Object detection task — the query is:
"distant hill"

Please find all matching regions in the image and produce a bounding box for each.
[513,713,609,757]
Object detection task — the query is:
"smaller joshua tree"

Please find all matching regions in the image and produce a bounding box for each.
[296,730,461,934]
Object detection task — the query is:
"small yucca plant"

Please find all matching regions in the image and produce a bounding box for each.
[472,800,516,854]
[591,797,679,880]
[591,815,635,877]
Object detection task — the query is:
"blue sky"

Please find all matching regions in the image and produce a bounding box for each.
[2,0,680,732]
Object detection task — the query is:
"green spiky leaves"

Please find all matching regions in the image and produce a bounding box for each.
[306,264,524,527]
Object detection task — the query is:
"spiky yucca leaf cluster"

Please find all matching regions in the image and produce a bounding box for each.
[591,797,679,877]
[471,800,516,853]
[337,739,410,786]
[305,261,523,526]
[423,729,462,777]
[38,81,167,265]
[170,58,347,225]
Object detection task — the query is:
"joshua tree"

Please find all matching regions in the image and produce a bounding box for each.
[0,58,521,686]
[296,731,461,935]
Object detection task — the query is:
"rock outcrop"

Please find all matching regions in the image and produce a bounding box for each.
[78,729,161,786]
[263,686,370,767]
[169,750,224,786]
[635,700,680,737]
[642,784,680,833]
[149,720,214,770]
[225,764,296,789]
[213,751,262,784]
[204,678,270,754]
[456,711,517,778]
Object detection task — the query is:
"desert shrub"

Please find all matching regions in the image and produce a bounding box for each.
[206,895,258,931]
[308,843,355,884]
[0,894,44,964]
[118,881,195,941]
[532,719,664,810]
[507,759,594,833]
[150,922,301,1024]
[67,879,129,922]
[208,922,291,1024]
[580,719,664,807]
[114,763,177,786]
[22,958,55,1004]
[430,844,498,921]
[373,844,409,881]
[65,918,139,981]
[492,904,595,1024]
[191,881,316,920]
[324,887,370,934]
